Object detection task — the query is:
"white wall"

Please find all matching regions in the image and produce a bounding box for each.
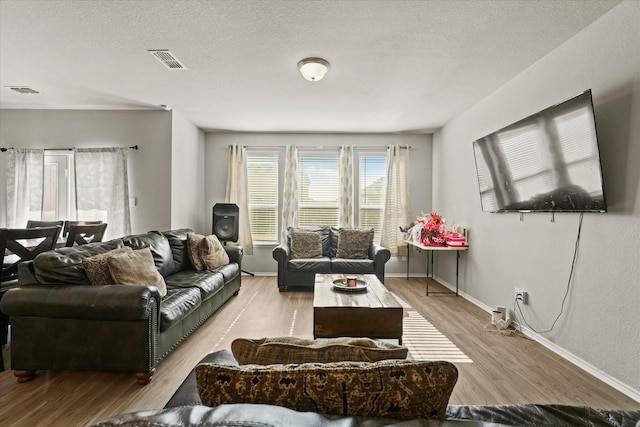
[204,132,432,276]
[0,109,173,234]
[171,111,206,233]
[432,0,640,398]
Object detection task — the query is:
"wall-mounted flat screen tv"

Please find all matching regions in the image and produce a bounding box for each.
[472,89,607,213]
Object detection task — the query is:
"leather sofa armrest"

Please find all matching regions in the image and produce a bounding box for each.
[272,243,290,263]
[224,245,243,266]
[0,284,160,321]
[370,243,391,284]
[18,261,38,285]
[370,243,391,263]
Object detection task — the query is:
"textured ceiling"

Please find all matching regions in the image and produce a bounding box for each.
[0,0,621,133]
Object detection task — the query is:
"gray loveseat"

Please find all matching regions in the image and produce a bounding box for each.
[272,226,391,291]
[0,228,242,384]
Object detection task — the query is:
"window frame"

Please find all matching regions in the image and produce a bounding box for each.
[296,150,341,228]
[355,149,387,242]
[244,146,389,245]
[245,150,280,244]
[42,150,75,222]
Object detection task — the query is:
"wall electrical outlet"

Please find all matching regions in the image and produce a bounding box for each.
[514,288,528,304]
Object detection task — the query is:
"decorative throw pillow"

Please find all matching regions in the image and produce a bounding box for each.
[186,232,206,271]
[187,232,229,271]
[199,234,229,269]
[82,246,133,286]
[231,337,408,365]
[107,247,167,297]
[290,230,323,259]
[196,359,458,420]
[336,228,372,259]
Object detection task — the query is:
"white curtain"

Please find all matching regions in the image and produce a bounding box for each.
[381,145,411,255]
[74,148,131,239]
[226,145,253,255]
[281,145,298,242]
[339,145,354,227]
[5,148,45,227]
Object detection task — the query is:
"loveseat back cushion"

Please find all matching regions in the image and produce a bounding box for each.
[123,231,174,277]
[161,229,193,273]
[33,239,125,285]
[336,228,374,259]
[196,359,458,420]
[231,337,408,365]
[287,227,331,257]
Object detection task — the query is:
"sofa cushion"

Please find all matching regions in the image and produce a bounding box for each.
[336,228,373,259]
[290,230,323,259]
[196,359,458,420]
[33,239,125,285]
[161,228,193,273]
[164,270,225,299]
[211,263,239,283]
[199,234,230,269]
[331,258,375,275]
[123,231,174,277]
[231,337,408,365]
[107,248,168,297]
[287,257,331,273]
[82,246,133,286]
[160,287,202,332]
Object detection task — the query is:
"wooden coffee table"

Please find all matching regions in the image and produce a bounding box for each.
[313,274,403,344]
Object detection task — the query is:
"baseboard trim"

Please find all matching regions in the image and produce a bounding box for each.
[430,274,640,403]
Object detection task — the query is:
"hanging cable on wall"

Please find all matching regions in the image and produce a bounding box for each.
[514,212,584,334]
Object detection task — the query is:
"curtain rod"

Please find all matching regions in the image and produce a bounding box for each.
[229,145,413,149]
[1,145,139,152]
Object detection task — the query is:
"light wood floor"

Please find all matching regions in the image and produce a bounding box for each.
[0,276,638,426]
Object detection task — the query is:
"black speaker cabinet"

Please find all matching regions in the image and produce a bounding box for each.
[212,203,239,242]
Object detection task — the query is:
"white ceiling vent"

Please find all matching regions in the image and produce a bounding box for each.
[148,50,187,70]
[6,86,40,94]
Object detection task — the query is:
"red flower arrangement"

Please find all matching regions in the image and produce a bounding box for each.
[404,212,448,247]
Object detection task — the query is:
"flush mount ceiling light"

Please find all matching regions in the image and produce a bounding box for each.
[297,57,330,82]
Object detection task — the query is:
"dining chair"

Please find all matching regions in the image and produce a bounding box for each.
[1,225,63,348]
[65,223,108,247]
[26,219,65,229]
[62,220,103,237]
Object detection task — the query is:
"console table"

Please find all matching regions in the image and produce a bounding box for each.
[405,241,468,296]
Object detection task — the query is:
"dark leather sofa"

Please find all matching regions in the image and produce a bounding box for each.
[272,226,391,291]
[0,228,242,384]
[90,350,640,426]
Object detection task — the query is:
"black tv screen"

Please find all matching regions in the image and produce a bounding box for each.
[472,89,607,213]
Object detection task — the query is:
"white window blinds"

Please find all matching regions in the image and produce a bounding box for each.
[297,153,339,227]
[246,152,278,242]
[359,154,387,241]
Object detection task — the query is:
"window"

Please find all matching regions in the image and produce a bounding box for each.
[245,147,389,243]
[358,153,387,241]
[297,153,339,227]
[246,152,278,242]
[42,150,75,221]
